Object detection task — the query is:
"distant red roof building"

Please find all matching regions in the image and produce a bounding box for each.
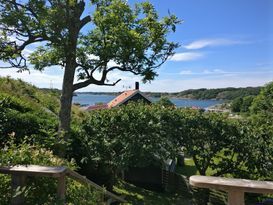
[108,89,151,108]
[85,82,152,111]
[86,104,109,111]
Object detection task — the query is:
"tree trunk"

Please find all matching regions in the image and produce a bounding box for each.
[58,62,76,156]
[57,2,84,156]
[59,64,75,133]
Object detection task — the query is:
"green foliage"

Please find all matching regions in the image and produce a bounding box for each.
[0,77,60,114]
[72,102,273,183]
[156,96,175,107]
[0,0,181,138]
[231,95,255,113]
[147,86,261,100]
[77,103,181,168]
[0,0,180,83]
[231,97,242,112]
[0,94,58,146]
[236,119,273,179]
[0,77,59,146]
[114,180,191,205]
[181,112,241,176]
[251,81,273,117]
[71,103,183,188]
[0,138,103,205]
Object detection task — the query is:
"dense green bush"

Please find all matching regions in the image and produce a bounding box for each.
[251,81,273,117]
[72,104,244,188]
[80,103,182,167]
[71,103,183,188]
[0,137,104,205]
[72,102,273,188]
[0,93,58,147]
[231,95,255,113]
[156,96,175,107]
[0,77,60,115]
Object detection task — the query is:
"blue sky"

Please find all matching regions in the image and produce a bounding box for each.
[0,0,272,92]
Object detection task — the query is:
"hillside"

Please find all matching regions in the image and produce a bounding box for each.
[0,77,60,115]
[77,86,262,100]
[0,77,62,144]
[172,87,261,100]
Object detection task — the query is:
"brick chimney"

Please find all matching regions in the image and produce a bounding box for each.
[135,82,139,90]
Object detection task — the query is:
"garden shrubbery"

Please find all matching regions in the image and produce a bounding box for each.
[1,77,272,204]
[73,100,273,188]
[0,137,103,205]
[0,79,59,147]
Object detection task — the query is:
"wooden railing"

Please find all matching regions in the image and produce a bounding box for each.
[190,175,273,205]
[0,165,126,205]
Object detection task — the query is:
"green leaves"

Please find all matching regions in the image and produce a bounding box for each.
[77,0,180,84]
[0,0,180,84]
[76,102,273,180]
[78,103,182,171]
[1,0,181,136]
[251,81,273,117]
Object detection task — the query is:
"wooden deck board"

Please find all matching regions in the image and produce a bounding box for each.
[190,175,273,194]
[0,165,67,177]
[0,165,126,204]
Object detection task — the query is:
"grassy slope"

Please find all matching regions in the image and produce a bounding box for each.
[0,77,84,119]
[113,160,198,205]
[0,77,60,115]
[114,181,191,205]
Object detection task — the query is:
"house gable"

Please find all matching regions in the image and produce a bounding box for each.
[108,90,152,108]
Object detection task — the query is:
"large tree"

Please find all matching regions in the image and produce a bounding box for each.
[0,0,180,143]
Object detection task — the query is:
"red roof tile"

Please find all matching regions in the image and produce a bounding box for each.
[108,89,139,108]
[86,104,109,111]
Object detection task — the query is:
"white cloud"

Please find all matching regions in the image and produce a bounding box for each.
[1,66,272,93]
[86,54,100,60]
[179,69,273,76]
[22,48,34,57]
[0,68,63,89]
[139,74,273,92]
[169,52,203,61]
[179,70,193,75]
[180,69,226,75]
[107,60,119,68]
[184,38,244,50]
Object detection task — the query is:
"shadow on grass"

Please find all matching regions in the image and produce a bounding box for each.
[114,181,192,205]
[176,164,197,177]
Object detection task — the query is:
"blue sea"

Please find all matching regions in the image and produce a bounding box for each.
[73,93,222,108]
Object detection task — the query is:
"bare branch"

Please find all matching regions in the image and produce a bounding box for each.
[73,78,121,91]
[107,65,142,75]
[80,16,92,29]
[73,65,122,91]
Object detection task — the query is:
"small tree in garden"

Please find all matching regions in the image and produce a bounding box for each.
[156,96,175,107]
[0,0,180,153]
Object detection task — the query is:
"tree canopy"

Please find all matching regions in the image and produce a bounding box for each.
[251,81,273,117]
[0,0,180,84]
[0,0,180,140]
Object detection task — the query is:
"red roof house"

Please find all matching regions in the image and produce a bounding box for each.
[85,103,109,111]
[107,82,152,108]
[85,82,152,111]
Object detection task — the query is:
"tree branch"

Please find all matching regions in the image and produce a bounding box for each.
[80,16,92,29]
[73,78,121,91]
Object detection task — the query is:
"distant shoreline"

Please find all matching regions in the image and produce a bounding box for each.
[75,85,261,101]
[75,92,220,100]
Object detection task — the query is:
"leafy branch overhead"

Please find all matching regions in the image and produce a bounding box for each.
[0,0,181,89]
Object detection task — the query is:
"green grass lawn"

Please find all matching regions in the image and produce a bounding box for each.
[175,158,198,177]
[113,158,219,204]
[114,181,192,205]
[175,158,216,177]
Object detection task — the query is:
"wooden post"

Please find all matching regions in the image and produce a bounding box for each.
[228,190,244,205]
[11,174,26,205]
[57,174,66,203]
